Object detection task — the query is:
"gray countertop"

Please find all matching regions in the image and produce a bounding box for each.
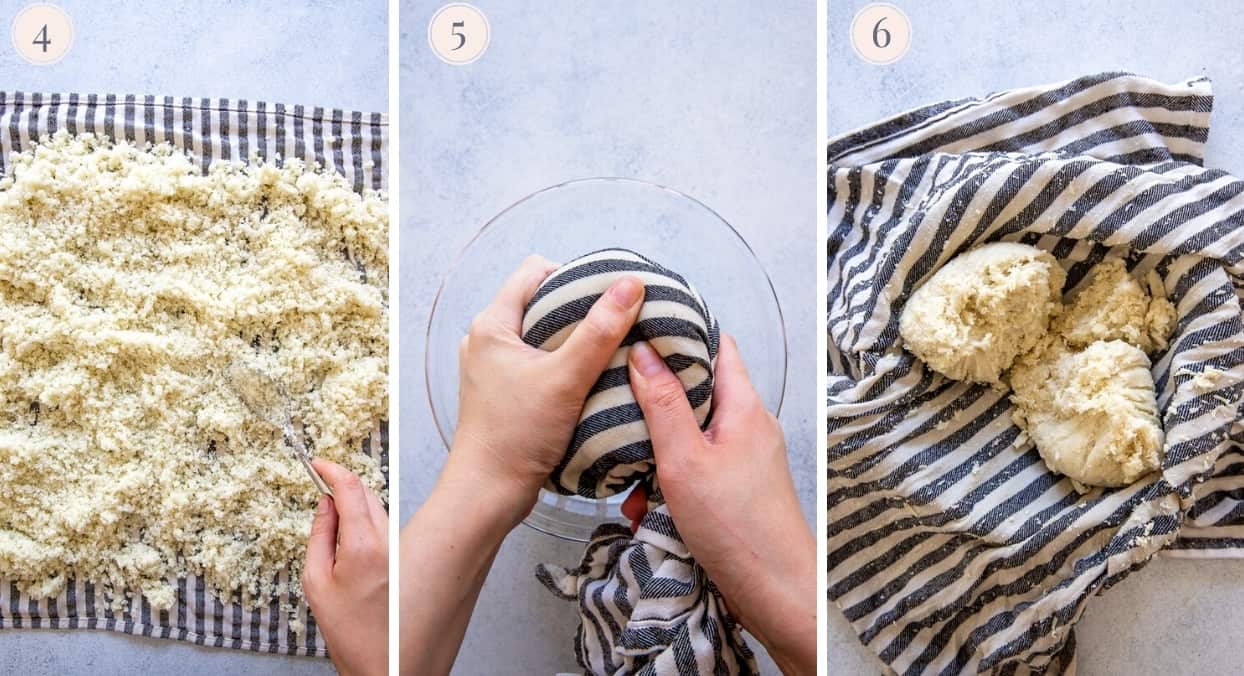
[402,1,816,673]
[828,1,1244,672]
[0,1,386,673]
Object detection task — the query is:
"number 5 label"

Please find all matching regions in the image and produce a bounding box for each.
[11,3,72,66]
[429,3,489,65]
[850,3,910,66]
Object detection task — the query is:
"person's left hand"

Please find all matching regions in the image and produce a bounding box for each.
[399,257,646,675]
[303,459,389,676]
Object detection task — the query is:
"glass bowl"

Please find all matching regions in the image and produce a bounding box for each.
[425,177,787,541]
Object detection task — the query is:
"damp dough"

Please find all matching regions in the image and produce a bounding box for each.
[901,244,1175,489]
[0,132,388,618]
[899,242,1065,385]
[1007,258,1175,489]
[1055,257,1177,353]
[1010,339,1163,489]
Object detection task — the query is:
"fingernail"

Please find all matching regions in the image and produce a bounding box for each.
[316,496,332,515]
[630,340,665,376]
[607,277,642,307]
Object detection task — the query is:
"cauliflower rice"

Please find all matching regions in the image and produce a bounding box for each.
[0,132,387,618]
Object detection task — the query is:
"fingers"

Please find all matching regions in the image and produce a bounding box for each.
[554,276,644,389]
[304,494,339,584]
[364,483,390,534]
[628,340,704,471]
[621,483,648,533]
[706,334,765,427]
[311,459,373,532]
[481,255,558,334]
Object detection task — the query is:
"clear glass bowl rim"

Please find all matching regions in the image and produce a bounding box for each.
[423,176,789,541]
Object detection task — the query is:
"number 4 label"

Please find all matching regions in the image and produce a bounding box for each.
[32,23,49,52]
[850,3,911,66]
[12,4,72,65]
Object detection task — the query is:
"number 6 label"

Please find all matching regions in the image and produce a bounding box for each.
[11,3,72,66]
[850,3,910,66]
[429,3,489,65]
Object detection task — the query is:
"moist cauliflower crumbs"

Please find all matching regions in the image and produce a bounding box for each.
[902,245,1177,490]
[1053,257,1176,354]
[898,242,1066,386]
[1010,338,1163,489]
[0,132,387,623]
[1008,258,1175,489]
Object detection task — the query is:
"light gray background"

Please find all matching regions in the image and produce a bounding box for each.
[0,1,386,674]
[828,1,1244,672]
[404,1,816,673]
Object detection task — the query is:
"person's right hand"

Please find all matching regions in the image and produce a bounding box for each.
[303,459,389,676]
[447,255,645,529]
[625,334,816,675]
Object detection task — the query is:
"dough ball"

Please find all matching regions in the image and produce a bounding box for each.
[899,242,1065,385]
[1010,339,1163,489]
[1055,257,1177,353]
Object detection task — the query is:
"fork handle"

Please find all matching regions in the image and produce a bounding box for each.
[284,426,335,497]
[299,454,335,497]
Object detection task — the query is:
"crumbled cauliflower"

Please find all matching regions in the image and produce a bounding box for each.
[1054,257,1176,353]
[0,132,387,615]
[899,242,1065,386]
[1187,366,1226,394]
[1010,338,1163,489]
[1007,258,1175,490]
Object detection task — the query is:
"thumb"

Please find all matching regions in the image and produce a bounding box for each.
[305,495,339,583]
[628,341,704,469]
[703,334,764,436]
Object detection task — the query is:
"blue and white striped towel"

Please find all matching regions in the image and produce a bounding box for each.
[828,73,1244,675]
[526,249,756,675]
[0,92,388,658]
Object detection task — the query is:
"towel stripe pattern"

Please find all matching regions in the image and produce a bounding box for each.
[521,248,719,499]
[828,73,1244,675]
[536,497,757,676]
[525,249,756,674]
[0,92,388,658]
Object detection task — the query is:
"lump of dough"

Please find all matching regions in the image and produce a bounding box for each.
[899,242,1065,386]
[1055,257,1177,353]
[1010,339,1163,489]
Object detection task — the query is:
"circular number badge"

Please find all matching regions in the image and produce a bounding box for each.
[428,3,489,65]
[11,3,72,65]
[850,3,910,66]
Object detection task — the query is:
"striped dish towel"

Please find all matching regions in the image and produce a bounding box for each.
[828,73,1244,674]
[521,248,719,499]
[525,249,756,675]
[536,494,756,676]
[0,92,388,658]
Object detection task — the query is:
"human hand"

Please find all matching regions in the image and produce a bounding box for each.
[625,335,816,675]
[447,254,644,528]
[303,459,389,676]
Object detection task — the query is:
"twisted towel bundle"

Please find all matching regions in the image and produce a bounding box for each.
[523,248,757,675]
[536,495,756,675]
[829,73,1244,675]
[521,248,719,499]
